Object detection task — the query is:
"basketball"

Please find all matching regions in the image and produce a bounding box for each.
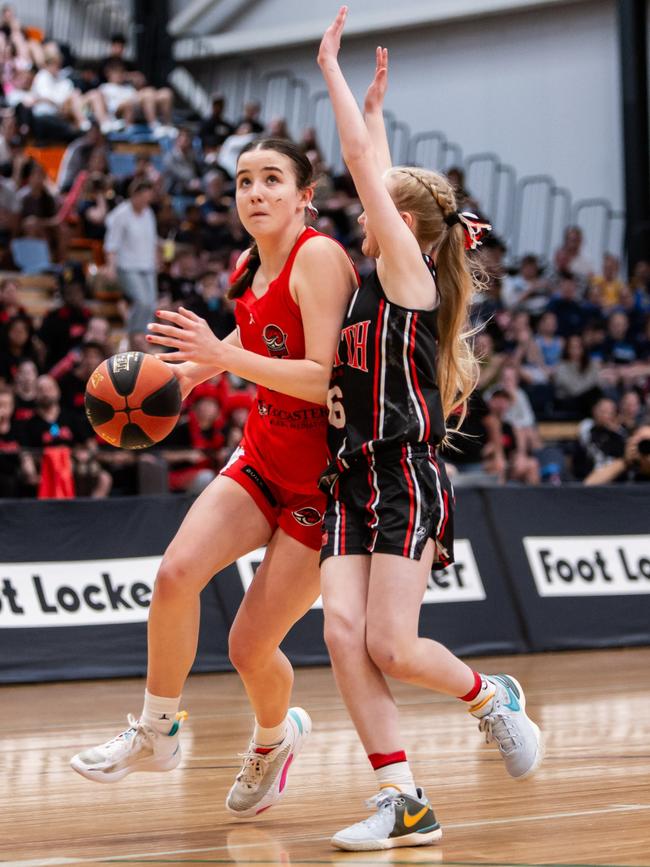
[84,351,181,449]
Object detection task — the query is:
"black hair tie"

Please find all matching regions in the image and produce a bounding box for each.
[444,212,461,227]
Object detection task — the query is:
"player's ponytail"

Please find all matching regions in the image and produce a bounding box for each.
[228,243,261,300]
[386,167,482,430]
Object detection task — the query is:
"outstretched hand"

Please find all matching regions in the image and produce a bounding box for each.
[364,46,388,114]
[318,5,348,67]
[146,307,225,366]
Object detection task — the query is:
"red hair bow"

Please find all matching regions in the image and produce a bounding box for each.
[445,211,492,251]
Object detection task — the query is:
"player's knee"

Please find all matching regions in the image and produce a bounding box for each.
[154,555,196,601]
[323,610,365,661]
[366,635,410,679]
[228,627,268,674]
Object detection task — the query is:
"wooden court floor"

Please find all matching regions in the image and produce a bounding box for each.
[2,647,650,867]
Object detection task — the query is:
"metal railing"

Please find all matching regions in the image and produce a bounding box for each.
[44,0,625,267]
[46,0,134,59]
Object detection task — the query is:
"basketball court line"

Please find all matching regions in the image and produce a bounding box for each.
[4,803,650,867]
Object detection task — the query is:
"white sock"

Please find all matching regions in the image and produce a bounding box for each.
[468,675,497,717]
[253,718,287,749]
[141,689,181,734]
[374,761,418,798]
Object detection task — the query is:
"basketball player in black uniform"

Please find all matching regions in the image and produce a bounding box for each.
[317,8,543,851]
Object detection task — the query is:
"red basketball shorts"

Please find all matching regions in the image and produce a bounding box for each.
[220,444,326,551]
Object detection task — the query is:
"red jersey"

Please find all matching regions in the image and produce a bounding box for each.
[234,227,332,494]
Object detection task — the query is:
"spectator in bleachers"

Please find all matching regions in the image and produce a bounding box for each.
[17,373,92,449]
[486,387,540,484]
[0,313,40,382]
[187,270,235,339]
[266,116,291,140]
[515,323,554,416]
[600,311,636,365]
[535,311,563,368]
[475,331,505,391]
[441,392,505,481]
[501,254,549,314]
[635,317,650,361]
[236,100,264,134]
[103,177,158,351]
[116,153,160,199]
[49,314,111,379]
[591,252,625,307]
[58,340,105,417]
[199,92,234,150]
[0,152,20,229]
[298,126,325,166]
[618,390,643,436]
[99,33,136,83]
[497,362,542,453]
[166,248,199,305]
[56,121,106,192]
[446,165,482,216]
[17,159,55,222]
[12,356,37,420]
[553,334,602,418]
[38,275,91,368]
[70,60,100,95]
[99,58,173,136]
[612,283,646,335]
[0,381,36,496]
[0,275,24,322]
[77,172,109,240]
[163,127,202,195]
[31,42,104,133]
[553,225,594,282]
[198,169,231,250]
[584,424,650,485]
[547,273,586,337]
[163,388,226,493]
[574,397,626,480]
[474,234,506,323]
[630,259,650,296]
[215,121,258,179]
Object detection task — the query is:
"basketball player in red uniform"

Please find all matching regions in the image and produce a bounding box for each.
[316,8,543,850]
[71,138,358,818]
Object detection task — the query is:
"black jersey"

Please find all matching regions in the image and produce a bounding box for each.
[325,259,446,478]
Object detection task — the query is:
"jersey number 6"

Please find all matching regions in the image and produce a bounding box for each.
[327,386,346,429]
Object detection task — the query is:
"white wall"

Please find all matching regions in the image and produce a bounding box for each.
[187,0,623,212]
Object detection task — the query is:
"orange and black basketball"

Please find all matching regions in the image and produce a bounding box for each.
[85,351,181,449]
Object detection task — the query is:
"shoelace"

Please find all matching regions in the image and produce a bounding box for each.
[357,792,404,829]
[236,747,273,789]
[103,714,154,757]
[478,713,520,754]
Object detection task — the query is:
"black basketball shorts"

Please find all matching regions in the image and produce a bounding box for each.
[321,444,454,565]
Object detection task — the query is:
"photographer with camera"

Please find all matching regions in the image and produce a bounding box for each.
[584,424,650,484]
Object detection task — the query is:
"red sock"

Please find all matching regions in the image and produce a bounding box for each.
[459,671,483,702]
[368,750,407,770]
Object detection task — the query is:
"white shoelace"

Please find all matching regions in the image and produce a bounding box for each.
[236,747,273,789]
[479,713,520,754]
[102,714,154,758]
[355,792,403,831]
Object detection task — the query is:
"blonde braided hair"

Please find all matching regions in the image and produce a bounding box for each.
[385,166,480,430]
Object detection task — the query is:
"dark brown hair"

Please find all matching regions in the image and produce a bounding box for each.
[228,138,314,300]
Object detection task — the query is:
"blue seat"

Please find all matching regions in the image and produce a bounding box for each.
[108,151,138,179]
[10,238,59,274]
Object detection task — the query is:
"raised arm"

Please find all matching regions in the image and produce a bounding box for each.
[364,46,391,174]
[317,7,434,306]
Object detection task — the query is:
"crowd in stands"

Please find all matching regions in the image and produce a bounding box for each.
[1,5,649,498]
